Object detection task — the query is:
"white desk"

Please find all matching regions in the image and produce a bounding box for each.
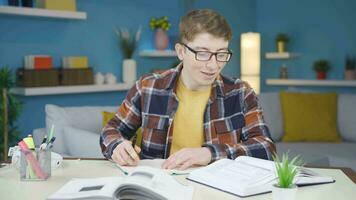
[0,159,355,200]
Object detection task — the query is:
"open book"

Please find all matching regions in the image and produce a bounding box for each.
[47,166,194,200]
[187,156,335,197]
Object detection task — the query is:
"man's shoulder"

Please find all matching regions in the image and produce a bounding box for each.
[219,74,250,92]
[139,68,178,89]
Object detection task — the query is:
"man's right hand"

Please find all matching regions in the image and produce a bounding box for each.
[112,140,141,166]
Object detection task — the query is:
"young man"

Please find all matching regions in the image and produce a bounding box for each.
[100,9,275,170]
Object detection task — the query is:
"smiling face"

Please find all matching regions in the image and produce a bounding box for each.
[175,32,230,91]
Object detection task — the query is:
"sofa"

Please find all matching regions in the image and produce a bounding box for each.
[33,92,356,170]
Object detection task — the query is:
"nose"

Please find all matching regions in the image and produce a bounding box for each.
[205,54,219,71]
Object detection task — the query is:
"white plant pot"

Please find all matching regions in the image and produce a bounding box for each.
[122,59,137,84]
[272,184,297,200]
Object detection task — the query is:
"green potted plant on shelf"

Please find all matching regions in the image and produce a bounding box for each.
[149,16,171,50]
[0,66,23,161]
[313,59,331,80]
[272,153,303,200]
[275,33,289,53]
[345,55,355,80]
[114,26,142,85]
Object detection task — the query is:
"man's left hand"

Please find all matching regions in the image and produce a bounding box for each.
[162,147,212,170]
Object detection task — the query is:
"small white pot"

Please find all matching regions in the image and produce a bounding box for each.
[122,59,137,85]
[272,184,297,200]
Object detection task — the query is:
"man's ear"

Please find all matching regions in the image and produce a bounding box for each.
[175,43,184,61]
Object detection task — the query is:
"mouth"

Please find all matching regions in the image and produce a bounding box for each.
[201,71,217,78]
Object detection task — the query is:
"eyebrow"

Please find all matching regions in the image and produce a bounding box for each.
[194,46,229,51]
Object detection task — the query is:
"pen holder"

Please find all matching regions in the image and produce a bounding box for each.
[20,148,51,181]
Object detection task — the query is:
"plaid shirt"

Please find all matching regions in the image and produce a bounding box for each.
[100,64,276,162]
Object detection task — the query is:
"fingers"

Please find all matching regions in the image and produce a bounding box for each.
[162,150,191,170]
[112,140,140,166]
[134,145,141,154]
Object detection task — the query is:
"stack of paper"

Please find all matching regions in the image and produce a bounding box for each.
[24,55,53,70]
[62,56,88,69]
[36,0,76,11]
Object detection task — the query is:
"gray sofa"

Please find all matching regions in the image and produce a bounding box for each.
[33,93,356,170]
[259,92,356,170]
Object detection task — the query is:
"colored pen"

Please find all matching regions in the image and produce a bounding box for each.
[131,134,137,148]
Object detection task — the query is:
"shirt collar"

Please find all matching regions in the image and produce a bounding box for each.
[165,63,225,100]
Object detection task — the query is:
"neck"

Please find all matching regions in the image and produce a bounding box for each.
[180,67,211,91]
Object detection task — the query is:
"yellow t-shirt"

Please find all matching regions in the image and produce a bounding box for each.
[170,78,211,155]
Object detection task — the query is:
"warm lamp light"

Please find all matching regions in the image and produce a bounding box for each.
[240,32,261,94]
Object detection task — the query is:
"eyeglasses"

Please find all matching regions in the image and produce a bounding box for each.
[181,43,232,62]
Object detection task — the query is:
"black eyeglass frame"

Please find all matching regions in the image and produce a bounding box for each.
[181,43,233,62]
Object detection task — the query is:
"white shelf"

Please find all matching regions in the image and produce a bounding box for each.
[265,52,299,59]
[0,5,86,20]
[139,50,177,57]
[266,79,356,87]
[10,83,132,96]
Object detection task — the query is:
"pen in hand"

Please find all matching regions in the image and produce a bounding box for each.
[131,134,137,149]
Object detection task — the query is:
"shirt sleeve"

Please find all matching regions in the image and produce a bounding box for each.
[204,82,276,162]
[100,80,142,159]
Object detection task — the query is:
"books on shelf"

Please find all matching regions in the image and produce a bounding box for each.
[36,0,76,11]
[187,156,335,197]
[24,55,53,70]
[62,56,88,69]
[47,166,194,200]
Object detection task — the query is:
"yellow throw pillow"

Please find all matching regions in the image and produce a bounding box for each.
[101,111,142,146]
[280,92,341,142]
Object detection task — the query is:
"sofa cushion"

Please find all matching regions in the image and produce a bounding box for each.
[63,126,104,158]
[45,104,117,155]
[338,94,356,142]
[258,92,283,141]
[280,92,341,142]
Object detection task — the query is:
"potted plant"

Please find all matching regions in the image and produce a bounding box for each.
[272,153,303,200]
[275,33,289,53]
[345,55,355,80]
[114,26,141,84]
[0,67,22,161]
[313,59,331,80]
[149,16,171,50]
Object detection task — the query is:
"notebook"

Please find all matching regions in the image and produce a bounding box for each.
[47,166,193,200]
[187,156,335,197]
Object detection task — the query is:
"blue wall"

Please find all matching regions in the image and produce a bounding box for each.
[0,0,255,136]
[257,0,356,93]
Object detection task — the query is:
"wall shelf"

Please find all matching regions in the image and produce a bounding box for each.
[0,5,86,20]
[266,79,356,87]
[265,52,299,59]
[139,50,177,57]
[10,83,132,96]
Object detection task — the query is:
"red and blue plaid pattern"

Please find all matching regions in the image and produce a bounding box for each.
[100,64,275,162]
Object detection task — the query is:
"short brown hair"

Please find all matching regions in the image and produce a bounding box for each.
[179,9,232,43]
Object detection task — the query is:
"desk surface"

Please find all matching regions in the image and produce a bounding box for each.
[0,159,355,200]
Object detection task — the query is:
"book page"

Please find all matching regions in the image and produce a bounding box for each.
[117,159,201,175]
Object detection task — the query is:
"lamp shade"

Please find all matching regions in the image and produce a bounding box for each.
[240,32,261,94]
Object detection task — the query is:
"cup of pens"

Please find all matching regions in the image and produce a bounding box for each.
[18,134,55,181]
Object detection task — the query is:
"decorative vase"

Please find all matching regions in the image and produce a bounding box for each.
[155,28,169,50]
[122,59,137,85]
[277,41,286,53]
[344,70,355,80]
[272,184,297,200]
[316,71,326,80]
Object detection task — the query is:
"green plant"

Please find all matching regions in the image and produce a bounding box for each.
[313,59,331,72]
[273,153,303,188]
[345,55,356,70]
[149,16,171,31]
[275,33,289,43]
[0,66,23,161]
[114,26,142,59]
